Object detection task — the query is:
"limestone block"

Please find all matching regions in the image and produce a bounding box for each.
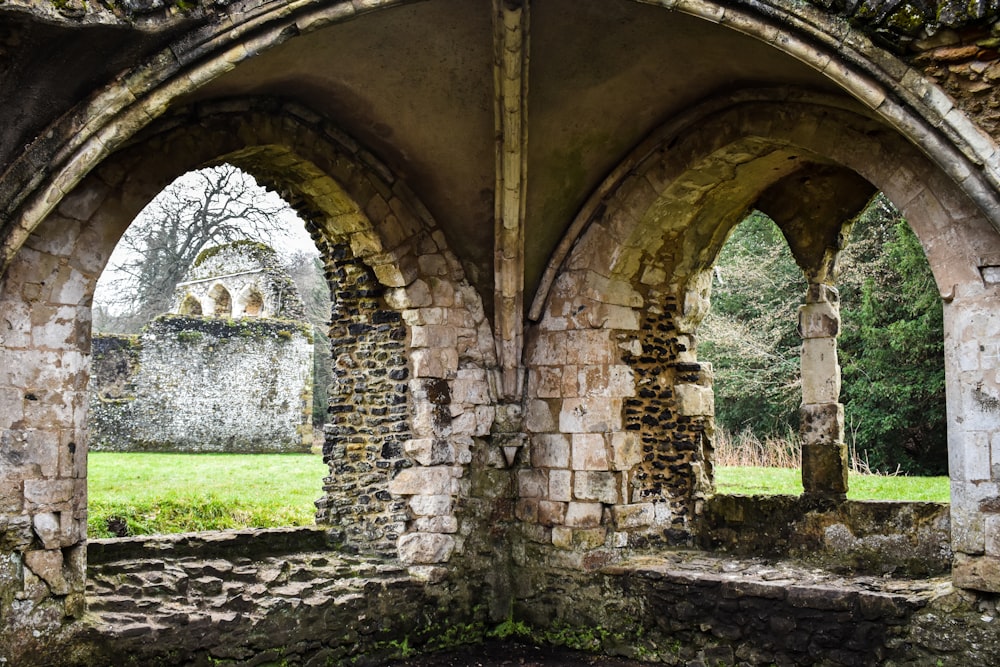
[610,503,655,529]
[801,443,848,496]
[410,494,454,517]
[675,334,696,363]
[798,301,840,338]
[951,503,987,554]
[577,365,635,398]
[565,330,615,365]
[522,523,552,544]
[411,348,458,379]
[411,516,458,534]
[517,469,547,498]
[397,532,455,564]
[33,512,65,550]
[0,301,31,347]
[610,432,642,470]
[527,332,567,366]
[675,383,714,417]
[452,369,489,404]
[654,502,672,525]
[562,365,579,397]
[565,502,603,528]
[515,498,539,522]
[24,548,70,595]
[552,526,573,550]
[799,403,844,447]
[572,433,609,470]
[570,527,608,549]
[800,338,841,404]
[586,303,641,330]
[549,469,572,502]
[986,515,1000,557]
[410,325,457,349]
[538,501,567,526]
[410,401,450,439]
[453,436,473,465]
[475,406,495,436]
[531,434,569,468]
[389,467,453,496]
[559,397,622,432]
[404,438,454,466]
[953,553,1000,593]
[530,366,563,399]
[451,411,476,437]
[429,275,455,304]
[24,479,75,507]
[525,399,557,432]
[574,471,619,504]
[955,430,992,482]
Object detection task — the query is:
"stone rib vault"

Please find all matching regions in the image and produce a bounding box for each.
[4,0,1000,664]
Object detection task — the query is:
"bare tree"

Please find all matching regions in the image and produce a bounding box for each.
[94,164,293,332]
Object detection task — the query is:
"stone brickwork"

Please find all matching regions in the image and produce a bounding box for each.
[87,241,314,453]
[171,241,306,320]
[88,316,314,453]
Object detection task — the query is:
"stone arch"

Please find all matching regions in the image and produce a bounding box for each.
[236,287,265,318]
[0,99,498,629]
[178,293,204,316]
[207,283,233,318]
[4,0,999,282]
[525,91,1000,586]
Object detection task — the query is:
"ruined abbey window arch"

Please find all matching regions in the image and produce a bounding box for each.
[207,283,233,318]
[237,287,265,318]
[178,293,204,316]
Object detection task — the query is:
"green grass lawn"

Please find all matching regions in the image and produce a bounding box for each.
[715,466,950,502]
[88,454,950,538]
[87,452,329,538]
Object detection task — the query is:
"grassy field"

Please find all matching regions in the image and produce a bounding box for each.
[87,454,950,538]
[87,452,328,538]
[715,466,950,502]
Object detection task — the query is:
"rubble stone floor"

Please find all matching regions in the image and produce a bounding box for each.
[385,641,652,666]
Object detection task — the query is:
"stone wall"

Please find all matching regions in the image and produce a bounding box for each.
[699,495,953,577]
[68,528,495,667]
[88,315,314,453]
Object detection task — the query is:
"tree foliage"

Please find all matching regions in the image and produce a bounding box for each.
[699,211,805,435]
[93,164,291,333]
[701,195,946,474]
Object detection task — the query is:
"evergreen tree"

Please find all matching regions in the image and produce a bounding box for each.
[702,196,946,474]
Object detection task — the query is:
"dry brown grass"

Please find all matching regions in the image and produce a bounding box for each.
[714,428,899,475]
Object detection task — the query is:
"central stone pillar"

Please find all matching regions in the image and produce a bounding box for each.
[798,282,848,497]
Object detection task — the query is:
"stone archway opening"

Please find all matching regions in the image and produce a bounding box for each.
[701,197,949,498]
[85,164,333,538]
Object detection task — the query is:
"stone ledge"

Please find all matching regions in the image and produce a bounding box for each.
[86,526,335,566]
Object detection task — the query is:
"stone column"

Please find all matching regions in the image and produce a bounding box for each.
[798,282,848,497]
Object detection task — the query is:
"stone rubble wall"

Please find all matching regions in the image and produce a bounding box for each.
[64,527,494,667]
[515,553,1000,667]
[699,495,953,577]
[88,316,314,453]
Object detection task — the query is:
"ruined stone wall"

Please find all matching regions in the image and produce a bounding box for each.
[64,527,495,667]
[699,495,953,576]
[88,315,314,453]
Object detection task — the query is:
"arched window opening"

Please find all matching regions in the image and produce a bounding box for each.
[87,163,333,539]
[702,198,948,499]
[239,288,265,318]
[178,294,204,316]
[208,283,233,318]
